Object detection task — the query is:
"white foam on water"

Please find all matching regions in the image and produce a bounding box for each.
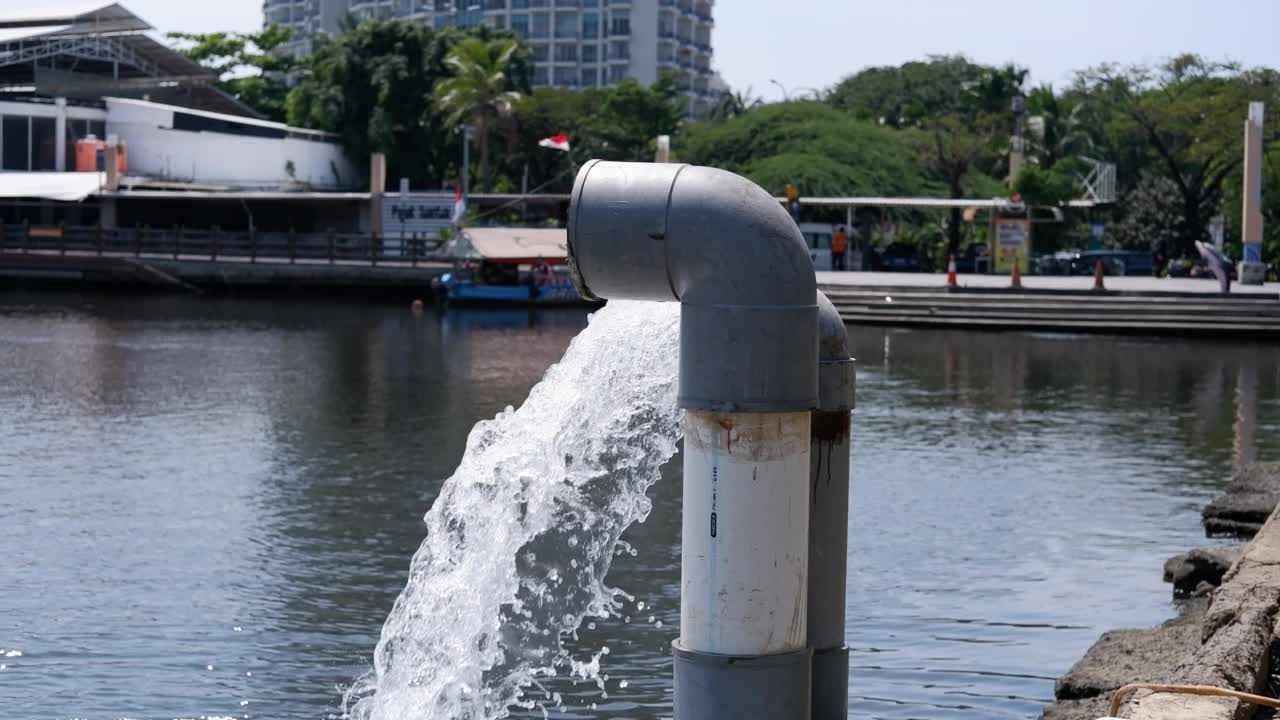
[344,300,683,720]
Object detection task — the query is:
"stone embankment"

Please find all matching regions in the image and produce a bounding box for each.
[1042,463,1280,720]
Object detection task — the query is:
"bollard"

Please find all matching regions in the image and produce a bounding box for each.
[1011,254,1023,289]
[946,254,958,288]
[568,160,819,720]
[1093,259,1106,291]
[808,292,854,720]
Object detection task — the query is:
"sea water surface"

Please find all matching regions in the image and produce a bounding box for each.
[1,290,1278,720]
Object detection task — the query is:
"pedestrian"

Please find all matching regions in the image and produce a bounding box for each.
[831,226,849,271]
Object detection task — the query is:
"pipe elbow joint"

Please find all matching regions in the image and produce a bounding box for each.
[569,160,818,412]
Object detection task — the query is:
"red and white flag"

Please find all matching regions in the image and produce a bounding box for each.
[538,134,571,152]
[451,186,466,225]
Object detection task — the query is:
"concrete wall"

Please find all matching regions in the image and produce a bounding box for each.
[105,99,355,190]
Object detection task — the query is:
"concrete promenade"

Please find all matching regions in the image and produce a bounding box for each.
[819,271,1279,296]
[818,272,1280,338]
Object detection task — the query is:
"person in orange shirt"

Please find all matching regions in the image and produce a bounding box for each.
[831,226,849,270]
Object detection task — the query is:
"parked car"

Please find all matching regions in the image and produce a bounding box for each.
[1034,251,1076,276]
[1069,250,1155,277]
[878,243,926,272]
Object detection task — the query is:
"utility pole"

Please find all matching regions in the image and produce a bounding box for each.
[1009,94,1026,186]
[460,125,472,201]
[1240,103,1266,285]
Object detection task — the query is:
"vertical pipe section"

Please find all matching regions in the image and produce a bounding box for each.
[676,411,812,718]
[808,292,855,719]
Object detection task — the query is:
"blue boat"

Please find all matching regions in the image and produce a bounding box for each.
[432,227,596,306]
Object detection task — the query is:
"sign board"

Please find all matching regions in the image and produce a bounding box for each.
[1089,223,1106,251]
[993,218,1030,274]
[1210,216,1225,251]
[382,192,456,255]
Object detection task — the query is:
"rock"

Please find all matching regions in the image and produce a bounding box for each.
[1054,600,1206,701]
[1203,463,1280,538]
[1163,546,1244,595]
[1041,695,1113,720]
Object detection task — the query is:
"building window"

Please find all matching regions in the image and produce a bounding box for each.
[489,13,506,28]
[532,66,549,85]
[581,11,598,38]
[608,64,628,83]
[554,43,577,61]
[511,0,528,6]
[484,0,506,8]
[530,12,549,37]
[581,0,597,5]
[554,0,577,5]
[609,40,629,60]
[32,117,55,171]
[582,67,598,86]
[531,43,549,61]
[510,12,529,36]
[581,43,597,62]
[609,8,629,35]
[554,11,577,38]
[527,0,548,6]
[554,67,577,86]
[2,115,28,171]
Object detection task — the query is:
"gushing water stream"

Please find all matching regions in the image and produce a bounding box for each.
[344,301,683,720]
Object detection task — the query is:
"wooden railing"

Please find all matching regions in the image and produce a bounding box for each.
[0,222,447,267]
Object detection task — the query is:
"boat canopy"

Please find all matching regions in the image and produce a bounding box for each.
[441,227,567,265]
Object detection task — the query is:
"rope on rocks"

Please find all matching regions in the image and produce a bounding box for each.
[1108,683,1280,717]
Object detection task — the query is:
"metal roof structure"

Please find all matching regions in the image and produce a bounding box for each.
[0,2,258,117]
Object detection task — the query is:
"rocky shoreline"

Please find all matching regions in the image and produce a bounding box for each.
[1041,463,1280,720]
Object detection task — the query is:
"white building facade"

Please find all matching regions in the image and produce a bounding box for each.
[265,0,717,116]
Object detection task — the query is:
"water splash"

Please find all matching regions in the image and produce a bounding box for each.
[345,300,683,720]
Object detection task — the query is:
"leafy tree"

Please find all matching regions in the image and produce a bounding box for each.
[168,25,296,121]
[435,37,523,192]
[678,101,934,198]
[1074,55,1278,254]
[1025,85,1090,170]
[827,55,988,128]
[286,20,529,187]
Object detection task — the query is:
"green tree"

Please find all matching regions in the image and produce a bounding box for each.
[827,55,988,128]
[286,20,529,187]
[1074,55,1278,254]
[168,25,296,121]
[678,101,934,198]
[435,37,523,192]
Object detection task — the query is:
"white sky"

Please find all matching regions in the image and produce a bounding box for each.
[117,0,1280,100]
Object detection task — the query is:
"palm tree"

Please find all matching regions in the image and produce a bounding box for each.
[709,88,762,121]
[435,37,522,192]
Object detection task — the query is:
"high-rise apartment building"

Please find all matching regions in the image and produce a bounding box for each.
[264,0,717,117]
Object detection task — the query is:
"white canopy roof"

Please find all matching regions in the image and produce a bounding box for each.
[0,172,104,202]
[442,227,568,264]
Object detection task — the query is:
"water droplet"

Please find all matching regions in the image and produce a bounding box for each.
[233,626,242,632]
[207,665,214,671]
[600,646,610,655]
[590,703,597,710]
[567,536,579,547]
[586,622,596,630]
[619,680,629,689]
[624,616,631,623]
[648,615,655,623]
[636,601,645,611]
[3,651,21,658]
[240,700,250,706]
[0,664,6,671]
[569,559,578,568]
[655,620,663,628]
[247,671,253,676]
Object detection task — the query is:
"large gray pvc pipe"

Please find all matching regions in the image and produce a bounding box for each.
[809,291,855,720]
[568,160,820,719]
